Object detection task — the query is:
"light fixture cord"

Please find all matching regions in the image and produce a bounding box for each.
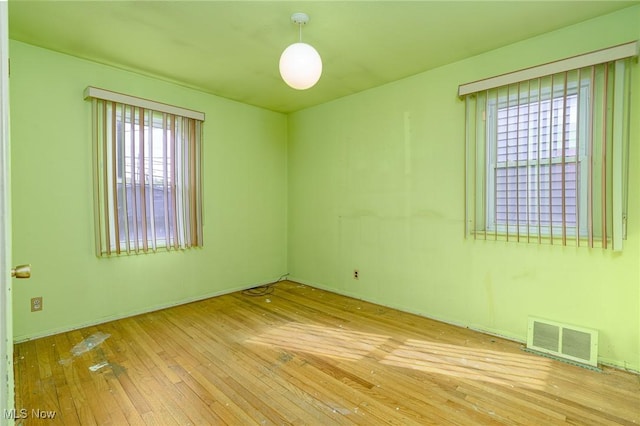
[298,23,302,42]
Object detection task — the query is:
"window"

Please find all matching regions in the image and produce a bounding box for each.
[85,87,205,256]
[486,77,588,238]
[460,42,636,250]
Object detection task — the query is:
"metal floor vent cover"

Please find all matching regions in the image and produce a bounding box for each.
[527,317,598,367]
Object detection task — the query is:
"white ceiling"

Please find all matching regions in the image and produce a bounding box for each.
[8,1,639,113]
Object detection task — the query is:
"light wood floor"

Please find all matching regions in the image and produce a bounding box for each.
[14,281,640,425]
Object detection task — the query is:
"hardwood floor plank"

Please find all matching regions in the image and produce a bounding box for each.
[325,345,496,425]
[58,365,98,426]
[167,334,297,423]
[101,374,147,426]
[14,281,640,425]
[170,360,258,425]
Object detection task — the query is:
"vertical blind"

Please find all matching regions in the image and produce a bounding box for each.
[460,42,636,250]
[85,87,205,256]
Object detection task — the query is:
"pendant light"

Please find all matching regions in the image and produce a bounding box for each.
[279,12,322,90]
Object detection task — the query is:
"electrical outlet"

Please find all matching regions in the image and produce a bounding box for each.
[31,297,43,312]
[354,269,359,280]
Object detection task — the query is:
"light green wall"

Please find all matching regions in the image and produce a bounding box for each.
[10,6,640,371]
[10,41,288,341]
[288,6,640,371]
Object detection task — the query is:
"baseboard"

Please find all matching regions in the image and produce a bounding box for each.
[18,275,638,375]
[286,276,639,375]
[13,277,281,343]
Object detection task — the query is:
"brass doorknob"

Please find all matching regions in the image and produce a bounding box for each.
[11,264,31,279]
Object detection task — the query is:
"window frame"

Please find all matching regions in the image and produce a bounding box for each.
[484,80,591,239]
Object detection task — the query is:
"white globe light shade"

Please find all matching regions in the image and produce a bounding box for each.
[279,42,323,90]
